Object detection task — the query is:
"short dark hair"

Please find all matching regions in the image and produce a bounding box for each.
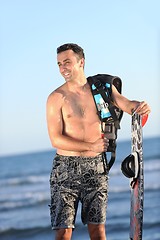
[57,43,85,60]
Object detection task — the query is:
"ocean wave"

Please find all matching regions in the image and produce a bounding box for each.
[0,191,50,211]
[144,221,160,229]
[144,159,160,171]
[144,184,160,192]
[0,174,49,187]
[144,154,160,160]
[0,225,51,236]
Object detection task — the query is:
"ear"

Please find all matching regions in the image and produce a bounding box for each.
[80,58,85,68]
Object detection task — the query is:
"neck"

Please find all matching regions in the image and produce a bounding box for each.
[69,72,87,86]
[67,76,89,93]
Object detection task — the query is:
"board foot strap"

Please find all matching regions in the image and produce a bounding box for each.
[121,152,140,188]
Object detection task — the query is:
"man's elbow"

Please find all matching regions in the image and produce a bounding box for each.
[50,137,61,149]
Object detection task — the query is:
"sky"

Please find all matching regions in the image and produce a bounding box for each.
[0,0,159,156]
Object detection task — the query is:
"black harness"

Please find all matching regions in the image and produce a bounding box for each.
[87,74,123,170]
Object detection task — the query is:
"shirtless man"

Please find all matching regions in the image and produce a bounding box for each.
[46,43,151,240]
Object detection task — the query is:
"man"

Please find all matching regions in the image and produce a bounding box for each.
[46,43,151,240]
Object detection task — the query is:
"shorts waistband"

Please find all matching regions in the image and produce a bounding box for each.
[55,153,103,161]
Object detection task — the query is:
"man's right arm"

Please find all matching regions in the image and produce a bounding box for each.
[46,92,108,153]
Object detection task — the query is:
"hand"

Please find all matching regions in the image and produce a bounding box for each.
[134,101,151,116]
[91,137,109,153]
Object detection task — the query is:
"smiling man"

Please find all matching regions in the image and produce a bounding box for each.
[46,43,150,240]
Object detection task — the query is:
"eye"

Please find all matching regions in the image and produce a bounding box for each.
[65,61,70,65]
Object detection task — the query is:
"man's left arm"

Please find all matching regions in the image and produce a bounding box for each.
[111,85,151,116]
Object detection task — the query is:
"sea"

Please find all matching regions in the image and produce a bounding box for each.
[0,136,160,240]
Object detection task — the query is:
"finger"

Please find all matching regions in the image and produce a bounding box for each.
[137,106,150,116]
[133,103,143,114]
[104,141,109,149]
[103,139,109,146]
[134,102,150,115]
[101,133,109,141]
[104,144,109,152]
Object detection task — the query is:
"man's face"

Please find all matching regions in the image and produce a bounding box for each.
[57,50,84,81]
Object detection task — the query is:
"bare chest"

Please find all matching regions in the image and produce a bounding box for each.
[62,91,97,120]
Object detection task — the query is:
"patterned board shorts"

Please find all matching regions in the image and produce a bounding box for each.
[49,153,109,229]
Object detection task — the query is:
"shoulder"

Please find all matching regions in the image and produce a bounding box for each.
[46,84,68,114]
[47,83,67,106]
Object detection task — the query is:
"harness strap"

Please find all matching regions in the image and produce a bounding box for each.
[103,151,116,171]
[101,122,116,171]
[108,151,116,170]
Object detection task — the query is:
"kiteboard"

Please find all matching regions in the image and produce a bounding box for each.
[121,113,148,240]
